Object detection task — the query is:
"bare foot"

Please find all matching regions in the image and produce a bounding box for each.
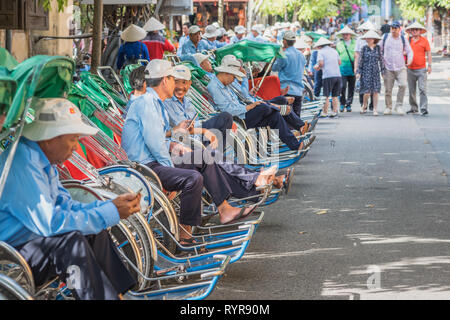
[273,175,285,189]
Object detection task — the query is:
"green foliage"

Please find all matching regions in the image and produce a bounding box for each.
[396,0,450,19]
[39,0,69,12]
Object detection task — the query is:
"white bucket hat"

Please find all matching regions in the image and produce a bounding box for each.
[144,59,177,79]
[234,25,246,35]
[203,25,220,39]
[121,24,147,42]
[313,37,333,48]
[337,26,357,37]
[357,20,376,31]
[215,55,245,81]
[193,53,210,65]
[143,17,165,32]
[406,21,427,34]
[226,29,236,37]
[173,65,191,81]
[23,98,98,141]
[316,29,327,35]
[361,30,382,40]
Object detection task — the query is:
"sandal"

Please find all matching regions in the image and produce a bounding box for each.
[282,167,295,195]
[223,206,257,225]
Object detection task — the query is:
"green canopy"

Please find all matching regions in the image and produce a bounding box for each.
[304,32,329,42]
[120,64,141,96]
[0,47,18,72]
[3,55,74,129]
[215,40,285,64]
[0,73,17,127]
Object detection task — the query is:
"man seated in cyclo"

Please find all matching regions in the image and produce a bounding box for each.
[160,64,289,189]
[206,56,306,152]
[121,60,282,245]
[0,98,141,300]
[194,53,311,137]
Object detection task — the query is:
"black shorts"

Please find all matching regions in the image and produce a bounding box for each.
[323,77,342,97]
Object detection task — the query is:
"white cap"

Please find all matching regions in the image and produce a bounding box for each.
[23,98,98,141]
[188,25,201,34]
[234,25,246,35]
[203,25,221,38]
[215,55,245,81]
[144,59,177,79]
[143,17,165,32]
[193,53,210,65]
[173,65,191,81]
[212,22,221,29]
[121,24,147,42]
[283,30,296,41]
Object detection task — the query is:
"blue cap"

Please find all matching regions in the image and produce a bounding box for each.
[391,21,401,28]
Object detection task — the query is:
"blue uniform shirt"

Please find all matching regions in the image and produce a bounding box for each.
[163,95,198,128]
[0,138,120,247]
[122,88,173,167]
[246,33,266,43]
[207,74,247,119]
[177,35,189,55]
[272,46,306,96]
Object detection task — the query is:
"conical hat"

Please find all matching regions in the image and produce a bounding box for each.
[361,30,382,40]
[300,35,312,43]
[337,26,357,36]
[357,20,376,31]
[405,21,427,34]
[143,17,165,32]
[121,24,147,42]
[313,37,333,48]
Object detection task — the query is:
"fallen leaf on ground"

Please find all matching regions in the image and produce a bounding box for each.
[366,204,375,208]
[298,231,307,235]
[315,209,328,215]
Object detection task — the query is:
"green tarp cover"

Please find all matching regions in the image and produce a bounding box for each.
[215,40,285,64]
[79,72,127,107]
[3,55,74,129]
[120,64,141,95]
[0,47,18,71]
[304,32,329,42]
[0,74,17,121]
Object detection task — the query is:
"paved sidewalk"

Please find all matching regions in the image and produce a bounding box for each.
[209,55,450,300]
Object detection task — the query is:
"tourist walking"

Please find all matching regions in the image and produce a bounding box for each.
[381,21,414,115]
[356,30,385,116]
[405,22,432,116]
[336,26,357,112]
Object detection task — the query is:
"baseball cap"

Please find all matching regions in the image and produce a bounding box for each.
[188,25,201,34]
[23,98,98,141]
[173,65,191,81]
[193,53,210,65]
[144,59,177,79]
[283,30,296,41]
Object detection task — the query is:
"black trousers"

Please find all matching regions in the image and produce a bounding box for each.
[244,104,300,151]
[340,75,356,107]
[147,149,258,226]
[200,112,233,151]
[271,95,305,129]
[16,230,136,300]
[314,70,323,97]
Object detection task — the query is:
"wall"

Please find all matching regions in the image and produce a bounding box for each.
[0,0,73,62]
